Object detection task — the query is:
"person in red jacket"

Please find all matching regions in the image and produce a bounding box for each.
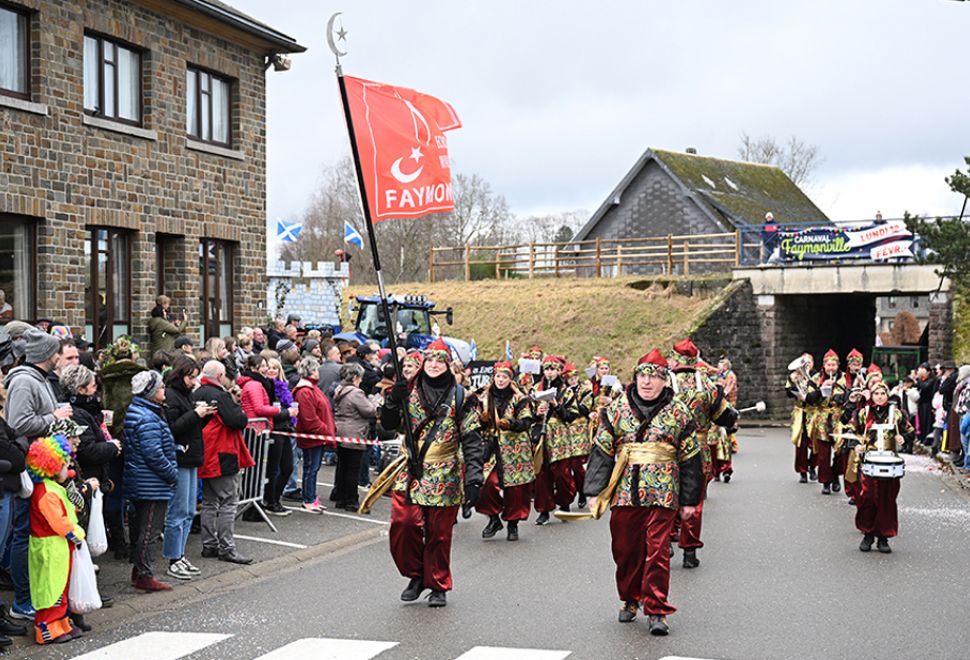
[237,355,286,431]
[192,361,254,565]
[292,357,337,513]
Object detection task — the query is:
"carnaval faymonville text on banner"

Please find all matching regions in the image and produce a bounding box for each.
[342,75,462,222]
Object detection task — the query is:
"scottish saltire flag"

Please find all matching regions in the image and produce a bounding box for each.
[276,220,302,242]
[469,339,478,361]
[505,340,513,361]
[344,221,364,249]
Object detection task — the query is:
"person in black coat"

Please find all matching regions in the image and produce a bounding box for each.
[162,357,213,579]
[60,365,123,491]
[915,363,938,446]
[0,415,28,640]
[348,344,382,396]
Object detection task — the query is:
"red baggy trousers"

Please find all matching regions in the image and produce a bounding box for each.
[534,456,585,512]
[855,474,900,538]
[389,491,459,592]
[610,506,679,615]
[476,470,531,522]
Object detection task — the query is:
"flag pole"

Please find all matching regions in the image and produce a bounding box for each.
[330,21,419,479]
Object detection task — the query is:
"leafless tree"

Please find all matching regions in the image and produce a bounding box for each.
[737,132,822,186]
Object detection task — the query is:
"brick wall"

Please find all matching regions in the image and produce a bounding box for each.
[0,0,270,347]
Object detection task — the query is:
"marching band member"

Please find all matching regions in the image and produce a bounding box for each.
[786,352,819,483]
[376,338,485,608]
[840,380,913,553]
[807,349,843,495]
[517,345,544,391]
[531,355,580,525]
[668,339,738,569]
[563,362,593,509]
[474,362,535,541]
[834,348,864,501]
[583,349,703,635]
[713,356,738,481]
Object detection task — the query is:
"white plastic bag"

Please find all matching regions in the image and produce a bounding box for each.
[86,490,108,557]
[68,540,102,614]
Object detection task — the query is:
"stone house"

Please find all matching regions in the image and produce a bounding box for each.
[572,148,830,270]
[0,0,304,349]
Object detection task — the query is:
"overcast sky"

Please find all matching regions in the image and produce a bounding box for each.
[229,0,970,258]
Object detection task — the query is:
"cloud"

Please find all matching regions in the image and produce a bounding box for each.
[239,0,970,244]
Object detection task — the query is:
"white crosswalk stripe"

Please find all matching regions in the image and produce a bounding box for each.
[70,632,580,659]
[70,631,232,660]
[454,646,571,659]
[251,638,398,659]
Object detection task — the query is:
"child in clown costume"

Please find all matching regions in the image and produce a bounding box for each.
[27,434,85,645]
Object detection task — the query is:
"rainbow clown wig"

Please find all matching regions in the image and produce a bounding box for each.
[26,435,72,483]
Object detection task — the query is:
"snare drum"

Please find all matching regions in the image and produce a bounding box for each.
[861,451,905,479]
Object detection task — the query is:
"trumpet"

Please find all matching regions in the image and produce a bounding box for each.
[787,355,812,399]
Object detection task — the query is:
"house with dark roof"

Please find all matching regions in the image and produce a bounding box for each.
[573,148,830,270]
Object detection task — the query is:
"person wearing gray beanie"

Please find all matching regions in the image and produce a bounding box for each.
[24,327,61,365]
[131,370,164,400]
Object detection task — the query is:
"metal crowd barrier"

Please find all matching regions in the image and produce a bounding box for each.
[235,418,277,533]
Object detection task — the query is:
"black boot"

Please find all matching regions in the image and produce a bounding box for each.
[428,590,447,608]
[859,534,874,552]
[0,607,26,636]
[558,504,571,513]
[822,483,831,495]
[808,466,817,482]
[648,614,669,636]
[577,494,587,509]
[831,476,841,493]
[69,612,92,633]
[876,537,892,554]
[714,472,721,482]
[535,511,550,526]
[723,471,732,483]
[799,472,808,483]
[618,601,638,623]
[506,520,519,542]
[481,515,503,539]
[400,577,426,602]
[682,549,700,569]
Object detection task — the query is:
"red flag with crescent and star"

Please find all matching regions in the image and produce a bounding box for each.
[342,75,462,222]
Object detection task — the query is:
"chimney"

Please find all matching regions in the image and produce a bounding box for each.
[685,147,697,155]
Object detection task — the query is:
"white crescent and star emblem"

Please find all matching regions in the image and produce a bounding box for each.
[391,156,424,184]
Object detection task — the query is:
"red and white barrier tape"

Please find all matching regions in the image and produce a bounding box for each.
[269,431,380,446]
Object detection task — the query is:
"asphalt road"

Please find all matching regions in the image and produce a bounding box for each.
[26,428,970,660]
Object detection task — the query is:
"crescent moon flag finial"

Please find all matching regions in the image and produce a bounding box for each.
[327,12,348,67]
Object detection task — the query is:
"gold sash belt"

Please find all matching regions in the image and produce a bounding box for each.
[591,442,677,519]
[357,441,460,514]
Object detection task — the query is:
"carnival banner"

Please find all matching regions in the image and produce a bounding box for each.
[778,221,913,262]
[342,75,462,221]
[467,360,495,390]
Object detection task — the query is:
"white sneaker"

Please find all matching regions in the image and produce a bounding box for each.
[166,560,194,580]
[179,558,202,575]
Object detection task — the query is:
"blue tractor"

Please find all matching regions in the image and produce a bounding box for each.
[333,294,473,364]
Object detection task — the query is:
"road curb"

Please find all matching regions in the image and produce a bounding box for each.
[15,527,385,657]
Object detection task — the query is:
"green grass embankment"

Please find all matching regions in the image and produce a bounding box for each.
[345,277,725,379]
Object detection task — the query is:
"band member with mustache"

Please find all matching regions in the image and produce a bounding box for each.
[583,349,703,636]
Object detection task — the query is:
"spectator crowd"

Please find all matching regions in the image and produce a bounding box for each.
[0,299,399,646]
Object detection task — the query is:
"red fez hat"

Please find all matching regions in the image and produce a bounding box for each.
[847,349,863,362]
[673,338,699,358]
[493,361,514,375]
[823,349,839,363]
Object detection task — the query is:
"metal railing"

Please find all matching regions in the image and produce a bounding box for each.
[235,418,277,533]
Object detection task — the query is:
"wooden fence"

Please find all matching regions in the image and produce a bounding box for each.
[428,231,760,282]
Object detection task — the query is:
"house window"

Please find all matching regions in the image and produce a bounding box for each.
[199,239,234,342]
[0,5,29,99]
[186,67,231,146]
[83,33,141,124]
[0,216,36,322]
[85,228,131,349]
[911,296,920,308]
[887,296,896,309]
